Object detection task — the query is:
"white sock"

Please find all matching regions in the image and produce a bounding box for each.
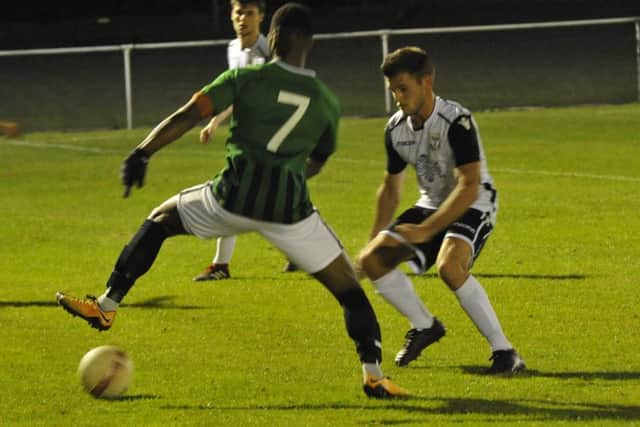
[362,362,384,380]
[373,269,434,330]
[97,293,119,312]
[455,275,512,352]
[213,235,237,264]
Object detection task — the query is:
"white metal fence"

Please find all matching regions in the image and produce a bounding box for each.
[1,16,639,129]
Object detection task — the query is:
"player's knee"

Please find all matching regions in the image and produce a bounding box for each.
[436,258,468,290]
[357,247,386,280]
[312,252,361,297]
[147,205,184,236]
[355,249,371,276]
[148,202,168,221]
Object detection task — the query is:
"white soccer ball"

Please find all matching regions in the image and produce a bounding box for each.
[78,345,134,399]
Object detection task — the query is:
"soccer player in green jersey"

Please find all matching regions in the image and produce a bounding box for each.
[56,3,408,398]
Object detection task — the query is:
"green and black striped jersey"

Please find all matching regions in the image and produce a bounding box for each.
[200,60,340,223]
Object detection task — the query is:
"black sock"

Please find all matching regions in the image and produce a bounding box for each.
[336,287,382,364]
[106,220,169,302]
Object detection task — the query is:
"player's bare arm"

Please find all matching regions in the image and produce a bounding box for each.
[200,105,233,144]
[394,161,480,244]
[138,100,207,155]
[122,97,213,197]
[369,171,405,240]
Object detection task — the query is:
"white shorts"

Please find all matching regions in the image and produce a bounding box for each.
[175,182,343,274]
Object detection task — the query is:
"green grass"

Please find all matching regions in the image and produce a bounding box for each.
[1,104,640,426]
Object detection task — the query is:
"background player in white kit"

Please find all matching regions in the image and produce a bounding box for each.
[357,46,525,374]
[194,0,271,281]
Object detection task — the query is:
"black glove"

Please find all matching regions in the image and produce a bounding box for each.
[121,148,149,198]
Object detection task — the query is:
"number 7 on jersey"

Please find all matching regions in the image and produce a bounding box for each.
[266,90,310,153]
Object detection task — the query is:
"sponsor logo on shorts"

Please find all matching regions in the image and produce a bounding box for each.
[452,221,476,234]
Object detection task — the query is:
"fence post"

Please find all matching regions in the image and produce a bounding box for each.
[381,31,390,114]
[122,44,133,129]
[635,20,640,102]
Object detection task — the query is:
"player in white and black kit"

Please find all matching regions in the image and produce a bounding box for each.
[226,19,269,70]
[194,0,271,281]
[357,47,525,374]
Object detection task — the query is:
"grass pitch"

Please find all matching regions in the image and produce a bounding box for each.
[1,104,639,426]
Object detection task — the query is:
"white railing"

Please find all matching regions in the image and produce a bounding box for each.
[2,16,639,129]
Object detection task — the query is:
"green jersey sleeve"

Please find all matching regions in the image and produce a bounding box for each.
[200,69,237,115]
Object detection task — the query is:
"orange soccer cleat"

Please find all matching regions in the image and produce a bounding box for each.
[56,292,115,331]
[363,373,410,399]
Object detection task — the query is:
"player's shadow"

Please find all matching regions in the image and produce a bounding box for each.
[161,396,640,422]
[476,273,587,280]
[123,296,204,310]
[461,366,640,380]
[0,296,205,310]
[105,394,161,401]
[412,272,587,280]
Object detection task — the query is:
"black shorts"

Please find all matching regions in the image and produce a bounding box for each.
[389,206,495,273]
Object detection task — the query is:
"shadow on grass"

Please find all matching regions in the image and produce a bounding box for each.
[160,395,640,422]
[244,272,589,281]
[0,295,205,310]
[106,394,161,401]
[412,272,587,280]
[476,273,587,280]
[461,365,640,380]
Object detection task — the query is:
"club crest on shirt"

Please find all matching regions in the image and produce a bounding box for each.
[429,133,440,149]
[416,154,444,185]
[416,154,429,180]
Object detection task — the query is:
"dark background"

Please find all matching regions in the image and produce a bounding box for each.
[2,1,639,130]
[2,0,639,49]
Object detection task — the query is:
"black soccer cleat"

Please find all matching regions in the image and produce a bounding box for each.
[395,317,446,367]
[193,263,231,281]
[486,349,526,374]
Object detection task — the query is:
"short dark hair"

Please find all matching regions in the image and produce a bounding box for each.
[268,3,313,58]
[230,0,266,14]
[381,46,434,79]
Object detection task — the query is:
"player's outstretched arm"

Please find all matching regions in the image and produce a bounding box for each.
[122,100,209,197]
[138,100,204,155]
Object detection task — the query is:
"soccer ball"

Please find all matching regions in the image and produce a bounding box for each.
[77,345,134,399]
